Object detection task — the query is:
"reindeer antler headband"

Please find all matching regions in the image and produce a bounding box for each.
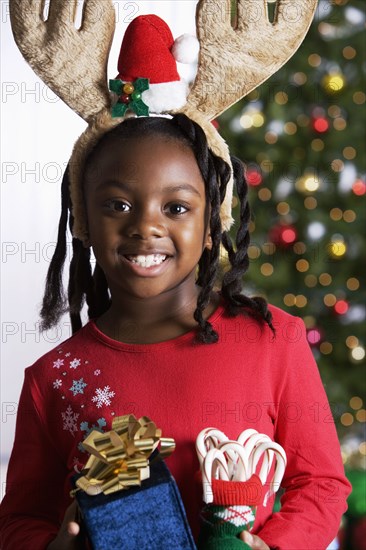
[10,0,317,242]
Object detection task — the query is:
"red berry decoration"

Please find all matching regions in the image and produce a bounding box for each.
[119,93,131,104]
[110,78,150,117]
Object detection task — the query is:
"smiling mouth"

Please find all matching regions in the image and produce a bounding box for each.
[125,254,168,268]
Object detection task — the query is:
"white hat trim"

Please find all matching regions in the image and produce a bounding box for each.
[142,80,189,114]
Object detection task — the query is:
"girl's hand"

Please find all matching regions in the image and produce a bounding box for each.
[47,501,84,550]
[240,531,270,549]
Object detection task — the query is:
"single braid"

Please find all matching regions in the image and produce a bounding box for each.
[221,158,275,334]
[89,264,111,319]
[39,167,70,330]
[67,238,94,333]
[196,249,210,287]
[193,157,222,343]
[68,212,111,331]
[222,156,251,300]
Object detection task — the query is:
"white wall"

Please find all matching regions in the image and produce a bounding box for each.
[0,0,198,495]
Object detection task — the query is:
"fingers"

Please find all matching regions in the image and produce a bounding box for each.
[63,502,81,539]
[64,500,79,521]
[66,521,80,537]
[46,524,80,549]
[240,531,270,550]
[47,502,82,550]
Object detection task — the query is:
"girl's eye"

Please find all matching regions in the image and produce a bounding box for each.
[104,200,131,212]
[168,203,189,215]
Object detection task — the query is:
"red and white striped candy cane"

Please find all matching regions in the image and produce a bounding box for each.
[202,448,230,504]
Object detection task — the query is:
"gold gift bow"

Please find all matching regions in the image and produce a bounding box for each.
[74,414,175,496]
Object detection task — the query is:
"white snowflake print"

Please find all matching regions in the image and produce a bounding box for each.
[69,358,81,369]
[65,352,71,357]
[62,405,79,437]
[53,358,64,369]
[53,379,62,389]
[92,386,115,408]
[94,369,101,376]
[69,378,87,396]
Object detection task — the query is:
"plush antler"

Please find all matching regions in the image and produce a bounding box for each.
[184,0,318,120]
[9,0,115,122]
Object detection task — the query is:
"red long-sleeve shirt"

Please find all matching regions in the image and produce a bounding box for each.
[0,303,351,549]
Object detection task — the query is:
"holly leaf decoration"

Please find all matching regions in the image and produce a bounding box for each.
[109,78,150,118]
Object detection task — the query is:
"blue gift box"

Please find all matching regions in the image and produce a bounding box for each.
[75,459,197,550]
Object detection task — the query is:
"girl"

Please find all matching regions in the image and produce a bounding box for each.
[0,114,351,549]
[2,3,351,549]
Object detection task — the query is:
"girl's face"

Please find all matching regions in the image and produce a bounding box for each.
[84,135,212,302]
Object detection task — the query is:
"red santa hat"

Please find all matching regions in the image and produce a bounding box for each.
[115,15,199,114]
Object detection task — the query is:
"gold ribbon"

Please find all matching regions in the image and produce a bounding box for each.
[75,414,175,496]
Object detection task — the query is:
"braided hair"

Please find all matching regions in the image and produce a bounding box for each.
[40,114,275,341]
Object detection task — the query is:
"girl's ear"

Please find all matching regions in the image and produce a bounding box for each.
[204,232,213,250]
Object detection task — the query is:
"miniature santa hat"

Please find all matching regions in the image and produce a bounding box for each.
[115,14,199,114]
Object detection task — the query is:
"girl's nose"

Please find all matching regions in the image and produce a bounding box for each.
[126,206,166,239]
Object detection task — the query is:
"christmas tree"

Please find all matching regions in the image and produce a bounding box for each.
[219,0,365,444]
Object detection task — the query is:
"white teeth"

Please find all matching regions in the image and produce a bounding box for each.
[127,254,167,268]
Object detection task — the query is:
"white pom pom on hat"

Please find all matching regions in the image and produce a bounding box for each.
[172,33,200,64]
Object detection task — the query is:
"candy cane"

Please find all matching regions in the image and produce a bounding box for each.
[237,428,259,447]
[218,441,250,482]
[256,448,275,486]
[241,433,274,474]
[197,427,287,506]
[238,432,283,490]
[251,442,287,505]
[202,448,230,504]
[196,427,229,466]
[196,428,239,477]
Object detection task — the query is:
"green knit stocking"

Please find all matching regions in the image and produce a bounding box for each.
[198,504,255,550]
